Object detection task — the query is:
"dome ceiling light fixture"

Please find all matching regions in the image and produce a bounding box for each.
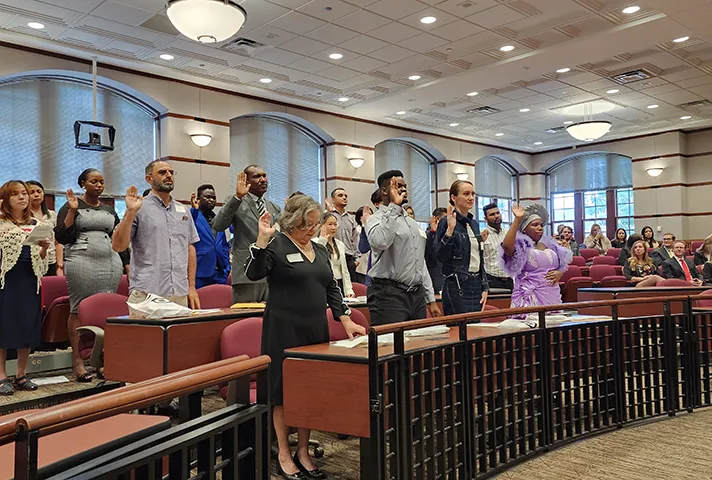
[190,133,212,147]
[566,102,612,142]
[166,0,247,44]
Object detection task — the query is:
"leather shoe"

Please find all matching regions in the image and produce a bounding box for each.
[293,452,327,479]
[276,459,306,480]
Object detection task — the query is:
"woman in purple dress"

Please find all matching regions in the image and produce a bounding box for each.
[499,203,571,317]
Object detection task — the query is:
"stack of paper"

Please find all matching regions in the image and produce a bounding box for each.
[332,334,395,348]
[344,296,367,303]
[405,326,450,337]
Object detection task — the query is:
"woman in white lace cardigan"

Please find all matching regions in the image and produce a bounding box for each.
[314,212,355,297]
[0,180,49,395]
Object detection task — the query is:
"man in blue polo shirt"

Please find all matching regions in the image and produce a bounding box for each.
[190,184,230,288]
[112,160,201,309]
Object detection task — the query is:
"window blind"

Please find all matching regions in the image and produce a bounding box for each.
[475,156,514,199]
[0,79,156,195]
[548,152,632,193]
[374,140,433,221]
[230,116,323,206]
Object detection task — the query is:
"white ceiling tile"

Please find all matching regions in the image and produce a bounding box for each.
[341,55,388,72]
[398,8,458,31]
[365,0,428,20]
[341,0,379,6]
[578,78,621,92]
[243,25,298,47]
[318,65,361,81]
[429,19,483,42]
[467,5,527,28]
[661,68,708,83]
[288,56,334,73]
[675,76,712,89]
[253,47,305,65]
[642,84,683,97]
[377,54,440,75]
[333,8,390,31]
[655,90,706,105]
[398,32,449,52]
[280,36,330,55]
[91,1,155,26]
[304,23,359,44]
[369,44,416,63]
[268,10,326,35]
[296,0,360,21]
[337,34,389,55]
[37,0,103,12]
[265,0,312,8]
[435,0,499,17]
[116,0,165,13]
[368,21,421,43]
[236,0,292,32]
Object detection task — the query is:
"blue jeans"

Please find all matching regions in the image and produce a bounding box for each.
[442,272,484,316]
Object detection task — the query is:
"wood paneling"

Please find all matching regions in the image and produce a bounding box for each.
[104,324,165,383]
[166,319,241,374]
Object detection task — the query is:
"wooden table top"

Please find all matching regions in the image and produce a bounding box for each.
[106,308,265,326]
[579,286,710,294]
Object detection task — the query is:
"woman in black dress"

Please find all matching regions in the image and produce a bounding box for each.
[0,180,50,395]
[623,240,664,287]
[246,194,365,480]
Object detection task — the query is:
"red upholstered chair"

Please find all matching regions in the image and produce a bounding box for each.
[351,282,367,297]
[600,276,629,287]
[327,308,369,341]
[697,265,704,275]
[570,256,586,267]
[648,248,655,256]
[560,265,583,284]
[562,277,594,302]
[592,256,616,265]
[695,289,712,308]
[481,304,508,323]
[40,276,70,343]
[657,279,693,287]
[116,275,129,296]
[590,265,617,283]
[219,317,263,402]
[606,248,621,259]
[226,273,232,285]
[580,249,600,263]
[76,293,129,369]
[197,284,233,309]
[690,241,704,253]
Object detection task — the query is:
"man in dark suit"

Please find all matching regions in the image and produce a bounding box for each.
[661,240,703,285]
[213,165,281,303]
[651,232,676,267]
[190,184,230,289]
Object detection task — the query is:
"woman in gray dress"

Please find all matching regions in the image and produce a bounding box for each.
[55,169,125,382]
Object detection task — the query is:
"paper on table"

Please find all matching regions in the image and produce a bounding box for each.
[190,309,223,315]
[22,222,54,245]
[343,296,367,303]
[32,376,70,386]
[332,333,395,348]
[471,319,538,329]
[404,326,450,337]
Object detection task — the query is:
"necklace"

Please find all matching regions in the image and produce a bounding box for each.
[81,195,101,207]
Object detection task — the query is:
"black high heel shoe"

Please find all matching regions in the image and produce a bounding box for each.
[293,452,327,479]
[276,458,306,480]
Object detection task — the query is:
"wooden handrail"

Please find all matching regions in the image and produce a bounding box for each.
[372,293,712,335]
[1,355,269,439]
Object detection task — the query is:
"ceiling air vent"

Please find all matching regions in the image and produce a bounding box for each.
[610,68,655,84]
[221,37,266,56]
[466,106,500,115]
[679,99,712,108]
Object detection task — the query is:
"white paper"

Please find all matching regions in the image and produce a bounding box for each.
[22,222,54,245]
[344,296,367,303]
[32,376,70,386]
[404,326,450,337]
[332,333,395,348]
[190,309,223,315]
[470,319,538,329]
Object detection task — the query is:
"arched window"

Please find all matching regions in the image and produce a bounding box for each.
[374,139,437,222]
[0,76,159,214]
[474,156,516,231]
[547,152,633,241]
[230,115,325,205]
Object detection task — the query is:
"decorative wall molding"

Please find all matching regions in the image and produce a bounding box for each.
[160,156,230,168]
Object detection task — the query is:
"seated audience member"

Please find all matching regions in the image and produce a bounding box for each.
[661,240,703,285]
[190,184,231,288]
[611,228,627,248]
[557,226,580,256]
[624,240,665,287]
[499,203,571,318]
[693,234,712,266]
[583,223,611,254]
[481,202,513,291]
[618,234,643,266]
[315,211,354,297]
[426,207,447,293]
[641,225,660,249]
[651,232,675,267]
[357,189,382,286]
[702,260,712,285]
[554,224,566,240]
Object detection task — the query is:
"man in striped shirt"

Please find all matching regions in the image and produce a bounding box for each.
[480,202,514,291]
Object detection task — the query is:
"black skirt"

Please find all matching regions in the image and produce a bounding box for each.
[0,247,42,349]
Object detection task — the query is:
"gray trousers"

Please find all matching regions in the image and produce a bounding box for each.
[231,283,269,304]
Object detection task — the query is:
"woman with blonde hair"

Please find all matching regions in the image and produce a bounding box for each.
[583,223,611,254]
[693,234,712,266]
[623,240,664,287]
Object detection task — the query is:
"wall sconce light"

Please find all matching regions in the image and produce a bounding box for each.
[349,157,365,169]
[190,134,212,147]
[646,167,664,177]
[456,172,469,180]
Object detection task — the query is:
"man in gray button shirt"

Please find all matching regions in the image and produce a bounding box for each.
[366,170,442,325]
[327,187,363,284]
[112,160,201,309]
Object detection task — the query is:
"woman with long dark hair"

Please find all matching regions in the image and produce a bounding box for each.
[316,211,355,297]
[641,226,659,249]
[611,228,627,248]
[26,180,63,276]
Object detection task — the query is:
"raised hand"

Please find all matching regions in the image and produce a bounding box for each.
[236,171,250,199]
[445,205,457,236]
[389,177,406,206]
[320,223,331,240]
[481,229,490,242]
[325,197,335,212]
[257,211,276,238]
[66,189,79,210]
[512,203,525,219]
[429,216,439,233]
[362,205,372,224]
[190,192,199,209]
[125,186,143,214]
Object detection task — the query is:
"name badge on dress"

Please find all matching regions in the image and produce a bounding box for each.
[175,204,187,213]
[286,253,304,263]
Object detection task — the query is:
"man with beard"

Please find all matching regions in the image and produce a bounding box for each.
[213,165,280,303]
[112,160,201,309]
[365,170,442,325]
[190,184,230,288]
[480,202,513,291]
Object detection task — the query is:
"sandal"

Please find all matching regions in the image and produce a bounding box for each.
[75,372,94,383]
[0,378,13,396]
[14,376,38,391]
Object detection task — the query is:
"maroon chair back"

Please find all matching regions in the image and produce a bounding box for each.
[690,241,704,253]
[648,248,655,256]
[117,275,129,296]
[219,317,263,401]
[41,296,70,343]
[580,249,600,262]
[351,282,367,297]
[197,284,233,309]
[482,304,507,323]
[570,256,586,267]
[226,273,232,285]
[562,277,594,302]
[592,256,616,266]
[657,279,693,287]
[606,248,621,259]
[590,265,616,282]
[600,276,628,288]
[696,289,712,308]
[77,293,129,360]
[697,265,704,275]
[560,265,582,284]
[328,308,369,341]
[41,275,68,310]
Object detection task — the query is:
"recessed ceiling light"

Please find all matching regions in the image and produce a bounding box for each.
[607,89,620,94]
[495,133,504,137]
[520,108,530,112]
[556,68,571,73]
[160,54,175,60]
[329,53,343,60]
[534,142,543,145]
[673,36,690,43]
[408,75,421,81]
[396,111,406,115]
[563,121,574,125]
[647,104,659,109]
[259,78,272,84]
[466,91,479,96]
[622,6,640,14]
[420,16,437,24]
[680,115,692,120]
[500,45,515,52]
[338,97,349,102]
[27,22,45,29]
[449,123,459,127]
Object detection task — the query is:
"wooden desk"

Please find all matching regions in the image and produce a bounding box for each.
[577,287,709,316]
[104,309,263,383]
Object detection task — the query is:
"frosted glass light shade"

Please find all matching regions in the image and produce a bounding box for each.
[190,134,212,147]
[349,157,365,169]
[566,121,612,142]
[167,0,247,44]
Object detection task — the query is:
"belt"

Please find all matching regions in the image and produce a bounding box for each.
[372,277,422,293]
